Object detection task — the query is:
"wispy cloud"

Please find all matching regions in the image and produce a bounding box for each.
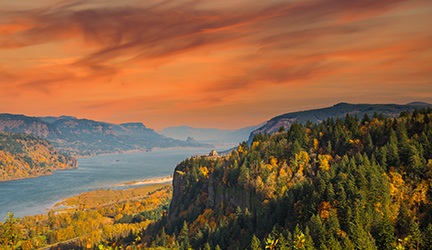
[0,0,431,129]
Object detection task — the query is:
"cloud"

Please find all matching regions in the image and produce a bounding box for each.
[0,0,431,128]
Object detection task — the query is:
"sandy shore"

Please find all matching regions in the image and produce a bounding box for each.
[113,175,173,187]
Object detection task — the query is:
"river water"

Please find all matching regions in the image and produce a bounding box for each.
[0,146,232,220]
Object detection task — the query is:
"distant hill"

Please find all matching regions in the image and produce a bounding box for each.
[0,131,77,181]
[248,102,432,143]
[0,114,206,157]
[159,124,262,144]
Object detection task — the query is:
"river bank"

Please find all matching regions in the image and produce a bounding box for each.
[113,175,173,187]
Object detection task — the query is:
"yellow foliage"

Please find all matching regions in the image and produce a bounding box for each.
[199,166,209,178]
[270,157,278,167]
[318,201,331,220]
[313,139,319,151]
[252,141,260,150]
[388,170,406,203]
[412,180,429,205]
[279,168,286,176]
[318,154,331,171]
[296,151,310,166]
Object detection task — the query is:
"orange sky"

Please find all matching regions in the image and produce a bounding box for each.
[0,0,431,130]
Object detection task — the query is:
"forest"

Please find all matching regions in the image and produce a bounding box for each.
[0,184,172,249]
[141,108,432,250]
[1,108,432,250]
[0,132,77,181]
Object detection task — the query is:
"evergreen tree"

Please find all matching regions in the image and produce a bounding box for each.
[406,218,421,250]
[373,214,395,250]
[251,235,262,250]
[420,224,432,250]
[178,221,191,250]
[308,215,326,249]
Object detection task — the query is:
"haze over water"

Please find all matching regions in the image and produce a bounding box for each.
[0,146,231,220]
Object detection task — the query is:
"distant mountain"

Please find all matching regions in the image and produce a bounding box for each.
[0,131,77,181]
[38,115,77,124]
[0,114,206,157]
[159,124,262,144]
[248,102,432,143]
[0,113,61,138]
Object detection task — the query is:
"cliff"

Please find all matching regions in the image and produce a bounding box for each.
[150,108,432,250]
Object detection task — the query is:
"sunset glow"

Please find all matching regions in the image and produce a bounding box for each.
[1,0,431,129]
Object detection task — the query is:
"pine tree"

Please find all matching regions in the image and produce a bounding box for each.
[406,218,421,250]
[179,221,190,250]
[251,235,262,250]
[373,213,396,250]
[420,224,432,250]
[308,215,326,249]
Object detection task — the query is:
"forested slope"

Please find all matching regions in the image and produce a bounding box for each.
[142,108,432,250]
[249,102,431,143]
[0,184,172,249]
[0,132,77,181]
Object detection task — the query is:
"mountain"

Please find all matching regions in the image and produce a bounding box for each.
[3,108,432,249]
[38,115,77,124]
[0,113,61,139]
[140,108,432,250]
[0,131,77,181]
[0,114,206,157]
[159,124,262,144]
[248,102,432,144]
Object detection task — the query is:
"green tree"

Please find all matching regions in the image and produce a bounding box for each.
[373,214,395,250]
[251,234,262,250]
[420,224,432,250]
[308,214,326,249]
[179,221,191,250]
[0,213,21,249]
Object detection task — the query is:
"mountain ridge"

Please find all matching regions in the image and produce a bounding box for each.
[0,114,206,157]
[159,124,262,144]
[248,102,432,144]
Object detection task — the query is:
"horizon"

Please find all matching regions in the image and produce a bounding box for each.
[1,100,430,131]
[1,0,431,130]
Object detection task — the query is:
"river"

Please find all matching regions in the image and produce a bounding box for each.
[0,146,232,220]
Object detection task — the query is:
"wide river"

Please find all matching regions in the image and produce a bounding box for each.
[0,146,232,220]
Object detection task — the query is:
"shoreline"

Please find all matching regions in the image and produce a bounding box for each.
[0,165,77,182]
[112,175,173,187]
[74,145,214,159]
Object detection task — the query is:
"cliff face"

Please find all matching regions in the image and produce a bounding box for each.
[147,108,432,250]
[168,154,253,222]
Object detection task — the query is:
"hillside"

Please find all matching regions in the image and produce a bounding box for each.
[140,107,432,250]
[0,184,172,249]
[159,124,262,144]
[249,102,432,144]
[2,108,432,249]
[0,131,77,181]
[0,114,206,157]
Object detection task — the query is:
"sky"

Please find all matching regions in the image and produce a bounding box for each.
[0,0,431,130]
